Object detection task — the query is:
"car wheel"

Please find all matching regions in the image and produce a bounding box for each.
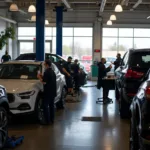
[129,116,139,150]
[0,107,8,149]
[119,91,129,119]
[35,96,45,124]
[56,88,66,109]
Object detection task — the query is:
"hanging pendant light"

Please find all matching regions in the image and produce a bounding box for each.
[9,3,19,11]
[28,5,36,12]
[31,15,36,22]
[110,15,117,21]
[115,4,123,12]
[107,20,112,25]
[45,20,49,25]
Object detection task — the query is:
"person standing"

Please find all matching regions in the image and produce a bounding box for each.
[114,53,122,70]
[1,50,11,63]
[37,60,57,124]
[62,56,74,96]
[71,59,80,91]
[97,58,112,102]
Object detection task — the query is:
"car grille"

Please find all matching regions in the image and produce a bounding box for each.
[7,93,15,103]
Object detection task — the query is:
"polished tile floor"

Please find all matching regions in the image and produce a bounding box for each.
[8,82,130,150]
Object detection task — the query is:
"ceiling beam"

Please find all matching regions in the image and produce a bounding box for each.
[99,0,107,14]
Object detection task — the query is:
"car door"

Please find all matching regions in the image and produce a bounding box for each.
[115,52,129,91]
[51,64,62,103]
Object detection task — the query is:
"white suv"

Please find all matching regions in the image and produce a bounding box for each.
[0,61,66,122]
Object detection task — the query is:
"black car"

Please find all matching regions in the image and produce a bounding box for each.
[0,85,9,149]
[115,49,150,118]
[130,69,150,150]
[15,53,87,86]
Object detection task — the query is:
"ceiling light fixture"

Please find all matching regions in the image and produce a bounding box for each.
[9,3,19,11]
[28,5,36,12]
[110,15,116,21]
[45,20,49,25]
[107,20,112,25]
[147,16,150,19]
[115,4,123,12]
[31,15,36,22]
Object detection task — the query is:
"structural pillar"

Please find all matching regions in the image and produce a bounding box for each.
[56,6,63,56]
[36,0,45,61]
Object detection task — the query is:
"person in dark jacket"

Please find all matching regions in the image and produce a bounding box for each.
[1,50,11,63]
[37,60,57,124]
[97,58,112,102]
[71,59,80,91]
[114,53,122,70]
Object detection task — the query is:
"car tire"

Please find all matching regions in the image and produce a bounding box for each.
[119,91,129,119]
[35,95,45,124]
[56,88,66,109]
[129,116,139,150]
[0,107,8,149]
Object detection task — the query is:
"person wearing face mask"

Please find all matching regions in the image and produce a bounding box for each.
[37,60,57,125]
[62,56,74,96]
[97,58,112,102]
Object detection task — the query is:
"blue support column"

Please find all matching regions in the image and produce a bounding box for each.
[56,6,63,56]
[36,0,45,61]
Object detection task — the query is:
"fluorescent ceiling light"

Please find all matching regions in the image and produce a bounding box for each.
[110,15,116,21]
[31,15,36,22]
[147,16,150,19]
[115,4,123,12]
[9,3,19,11]
[107,20,112,25]
[45,20,49,25]
[28,5,36,12]
[133,0,142,9]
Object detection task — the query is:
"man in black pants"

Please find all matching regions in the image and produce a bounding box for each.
[37,60,57,124]
[71,59,80,91]
[97,58,112,103]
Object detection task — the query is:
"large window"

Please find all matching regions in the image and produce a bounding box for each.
[18,27,93,72]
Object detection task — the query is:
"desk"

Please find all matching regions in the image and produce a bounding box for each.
[102,77,115,90]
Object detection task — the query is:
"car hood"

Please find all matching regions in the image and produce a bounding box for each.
[0,79,39,93]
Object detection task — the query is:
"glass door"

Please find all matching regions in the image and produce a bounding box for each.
[18,40,52,55]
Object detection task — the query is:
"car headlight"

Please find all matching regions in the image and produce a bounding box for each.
[0,88,5,97]
[17,91,35,99]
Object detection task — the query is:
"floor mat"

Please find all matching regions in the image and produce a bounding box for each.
[81,117,102,122]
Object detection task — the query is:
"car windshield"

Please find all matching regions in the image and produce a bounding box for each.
[0,64,40,79]
[130,52,150,68]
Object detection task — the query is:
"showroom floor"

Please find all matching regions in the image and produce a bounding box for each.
[8,82,129,150]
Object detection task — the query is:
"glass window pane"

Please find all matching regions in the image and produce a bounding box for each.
[63,37,73,57]
[103,28,118,37]
[134,38,150,48]
[63,28,73,36]
[20,42,33,54]
[74,37,92,72]
[45,27,52,36]
[18,27,35,36]
[74,28,92,36]
[18,37,35,40]
[119,38,133,56]
[134,29,150,37]
[52,37,56,54]
[119,28,133,37]
[53,27,56,36]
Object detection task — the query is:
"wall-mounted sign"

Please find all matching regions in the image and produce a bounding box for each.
[94,49,100,53]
